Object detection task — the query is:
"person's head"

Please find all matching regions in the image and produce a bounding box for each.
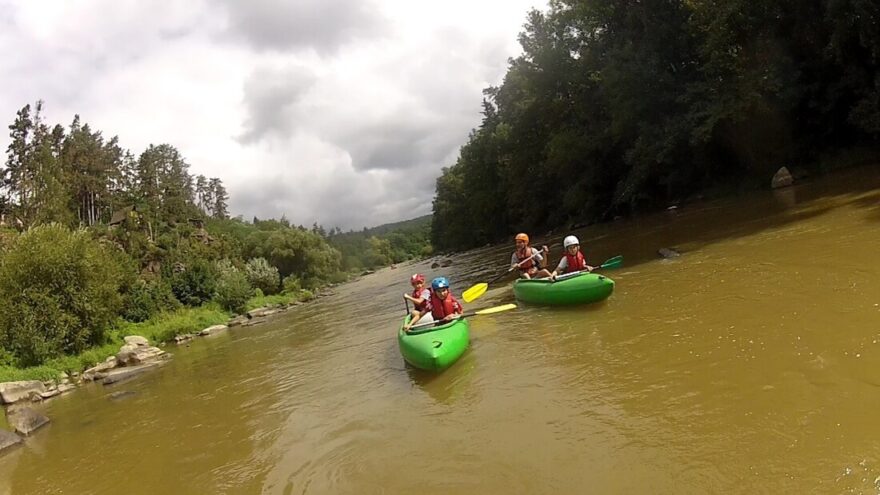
[563,235,580,254]
[410,273,425,289]
[515,233,529,250]
[431,277,450,299]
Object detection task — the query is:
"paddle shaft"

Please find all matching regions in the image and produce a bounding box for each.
[407,303,517,330]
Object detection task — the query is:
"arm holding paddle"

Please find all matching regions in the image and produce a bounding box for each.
[408,303,518,330]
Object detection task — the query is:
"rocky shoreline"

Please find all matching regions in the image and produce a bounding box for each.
[0,301,302,455]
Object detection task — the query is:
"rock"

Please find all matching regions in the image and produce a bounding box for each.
[0,381,46,405]
[658,247,681,258]
[430,262,440,269]
[790,166,810,180]
[198,325,228,336]
[227,315,248,327]
[38,389,61,400]
[83,359,117,377]
[123,336,149,347]
[247,307,279,318]
[116,346,167,367]
[173,333,195,344]
[771,166,793,189]
[82,371,109,382]
[242,319,266,328]
[360,270,375,276]
[0,429,23,454]
[7,407,50,436]
[107,390,138,402]
[440,259,452,267]
[102,363,161,386]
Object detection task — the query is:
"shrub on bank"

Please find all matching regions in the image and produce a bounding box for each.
[245,257,280,295]
[170,259,217,306]
[0,224,129,367]
[215,270,253,314]
[123,279,181,322]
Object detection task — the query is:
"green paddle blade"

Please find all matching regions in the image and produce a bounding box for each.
[598,255,623,269]
[462,282,488,303]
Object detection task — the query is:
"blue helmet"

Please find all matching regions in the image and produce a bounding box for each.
[431,277,449,290]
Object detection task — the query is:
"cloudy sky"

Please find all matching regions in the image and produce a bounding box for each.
[0,0,542,230]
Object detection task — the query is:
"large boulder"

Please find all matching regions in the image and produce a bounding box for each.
[6,407,50,436]
[771,166,794,189]
[0,381,46,405]
[116,346,167,367]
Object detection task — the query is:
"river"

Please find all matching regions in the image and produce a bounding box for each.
[1,167,879,494]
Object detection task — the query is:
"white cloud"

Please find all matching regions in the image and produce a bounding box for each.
[0,0,542,229]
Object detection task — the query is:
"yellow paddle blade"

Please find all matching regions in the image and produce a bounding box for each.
[473,303,517,315]
[462,283,488,303]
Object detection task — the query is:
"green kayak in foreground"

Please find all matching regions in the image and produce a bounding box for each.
[398,315,470,371]
[513,272,615,306]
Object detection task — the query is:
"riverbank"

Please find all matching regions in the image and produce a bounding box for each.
[0,289,319,384]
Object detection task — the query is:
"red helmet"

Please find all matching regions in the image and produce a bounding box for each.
[410,273,425,284]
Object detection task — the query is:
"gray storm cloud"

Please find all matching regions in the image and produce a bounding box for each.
[215,0,386,54]
[238,65,317,144]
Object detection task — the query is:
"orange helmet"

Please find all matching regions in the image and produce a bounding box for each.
[515,233,529,243]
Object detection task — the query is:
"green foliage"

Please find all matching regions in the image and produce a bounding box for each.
[169,259,217,307]
[0,224,128,366]
[244,257,280,295]
[282,275,301,293]
[431,0,880,250]
[328,215,432,270]
[215,264,252,314]
[122,279,181,322]
[244,293,297,312]
[116,305,229,344]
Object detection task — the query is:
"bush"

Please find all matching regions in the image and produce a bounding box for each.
[245,257,280,295]
[123,280,181,322]
[170,259,217,306]
[0,224,127,366]
[215,270,252,314]
[282,275,301,293]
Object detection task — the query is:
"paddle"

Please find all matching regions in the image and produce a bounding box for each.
[549,255,624,281]
[462,246,552,303]
[407,303,517,331]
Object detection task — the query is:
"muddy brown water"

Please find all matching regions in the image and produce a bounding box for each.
[1,168,879,494]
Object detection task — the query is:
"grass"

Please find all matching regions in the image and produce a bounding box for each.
[244,289,314,312]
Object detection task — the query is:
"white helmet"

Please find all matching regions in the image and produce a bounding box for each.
[563,235,580,248]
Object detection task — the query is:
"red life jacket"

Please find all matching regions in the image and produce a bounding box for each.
[563,251,586,274]
[410,288,430,311]
[430,291,462,320]
[515,247,537,271]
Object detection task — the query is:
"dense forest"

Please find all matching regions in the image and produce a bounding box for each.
[431,0,880,250]
[0,102,429,368]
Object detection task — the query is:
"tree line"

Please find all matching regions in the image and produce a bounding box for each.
[0,101,428,368]
[431,0,880,250]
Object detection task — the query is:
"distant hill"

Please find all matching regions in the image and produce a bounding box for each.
[327,214,432,270]
[330,214,431,239]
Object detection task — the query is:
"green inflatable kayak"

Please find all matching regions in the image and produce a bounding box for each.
[398,316,469,371]
[513,272,614,306]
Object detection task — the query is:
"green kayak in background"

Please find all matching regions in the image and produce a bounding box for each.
[398,316,470,371]
[513,272,614,306]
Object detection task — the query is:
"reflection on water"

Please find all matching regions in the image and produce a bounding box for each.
[1,167,879,494]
